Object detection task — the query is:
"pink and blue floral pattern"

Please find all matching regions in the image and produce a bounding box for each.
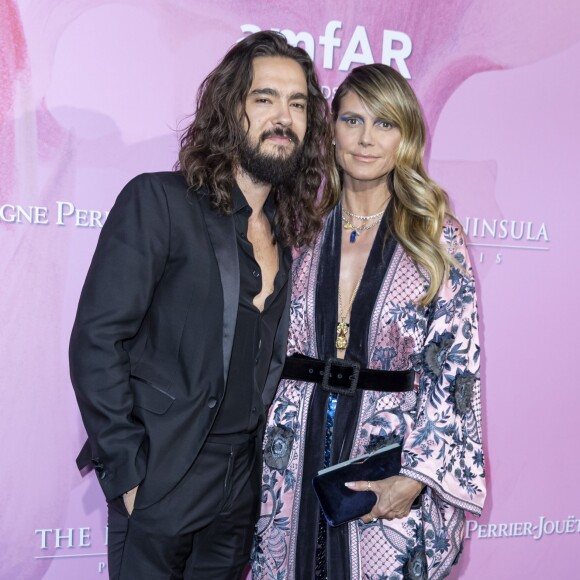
[252,218,486,579]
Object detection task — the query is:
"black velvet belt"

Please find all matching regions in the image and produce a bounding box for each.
[281,354,415,396]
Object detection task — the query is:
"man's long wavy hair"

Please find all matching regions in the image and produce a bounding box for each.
[330,64,460,304]
[177,31,334,247]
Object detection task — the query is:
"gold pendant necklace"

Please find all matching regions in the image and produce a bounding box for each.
[336,275,363,351]
[341,214,383,244]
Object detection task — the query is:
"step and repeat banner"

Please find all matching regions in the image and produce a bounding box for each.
[1,1,579,578]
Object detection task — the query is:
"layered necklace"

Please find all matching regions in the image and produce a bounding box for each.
[336,200,388,350]
[341,206,385,244]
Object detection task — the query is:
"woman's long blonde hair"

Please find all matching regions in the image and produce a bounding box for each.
[327,64,458,304]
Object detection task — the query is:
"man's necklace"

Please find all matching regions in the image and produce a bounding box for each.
[336,275,363,351]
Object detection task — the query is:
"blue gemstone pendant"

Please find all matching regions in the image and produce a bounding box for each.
[350,230,357,243]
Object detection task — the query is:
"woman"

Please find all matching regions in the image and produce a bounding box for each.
[252,64,486,579]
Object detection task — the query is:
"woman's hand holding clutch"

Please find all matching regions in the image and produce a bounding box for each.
[345,475,424,523]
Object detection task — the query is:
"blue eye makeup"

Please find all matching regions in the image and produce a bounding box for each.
[339,115,363,125]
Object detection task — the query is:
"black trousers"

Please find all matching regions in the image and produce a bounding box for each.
[106,436,260,580]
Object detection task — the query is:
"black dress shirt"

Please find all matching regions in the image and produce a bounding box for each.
[210,185,288,436]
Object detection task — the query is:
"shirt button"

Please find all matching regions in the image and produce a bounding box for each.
[240,232,246,239]
[252,407,257,413]
[252,270,260,278]
[207,397,217,409]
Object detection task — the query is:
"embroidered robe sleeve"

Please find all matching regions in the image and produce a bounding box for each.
[399,220,486,516]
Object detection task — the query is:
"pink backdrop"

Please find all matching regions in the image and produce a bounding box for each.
[2,1,579,578]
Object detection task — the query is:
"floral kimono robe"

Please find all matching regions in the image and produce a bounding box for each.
[252,204,486,580]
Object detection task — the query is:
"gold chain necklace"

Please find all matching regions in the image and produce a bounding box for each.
[336,275,363,350]
[342,213,382,243]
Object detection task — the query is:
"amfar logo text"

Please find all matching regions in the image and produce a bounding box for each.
[241,21,413,79]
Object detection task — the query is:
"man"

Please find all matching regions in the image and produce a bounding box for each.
[69,31,333,579]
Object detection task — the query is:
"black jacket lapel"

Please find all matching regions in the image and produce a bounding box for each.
[197,189,239,387]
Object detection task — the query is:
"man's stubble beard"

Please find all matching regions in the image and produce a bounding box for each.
[238,128,304,187]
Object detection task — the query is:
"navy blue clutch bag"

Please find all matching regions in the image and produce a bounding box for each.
[312,443,402,527]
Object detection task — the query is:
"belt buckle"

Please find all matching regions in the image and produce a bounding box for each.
[321,358,360,396]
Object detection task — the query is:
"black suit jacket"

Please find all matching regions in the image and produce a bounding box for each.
[69,172,291,508]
